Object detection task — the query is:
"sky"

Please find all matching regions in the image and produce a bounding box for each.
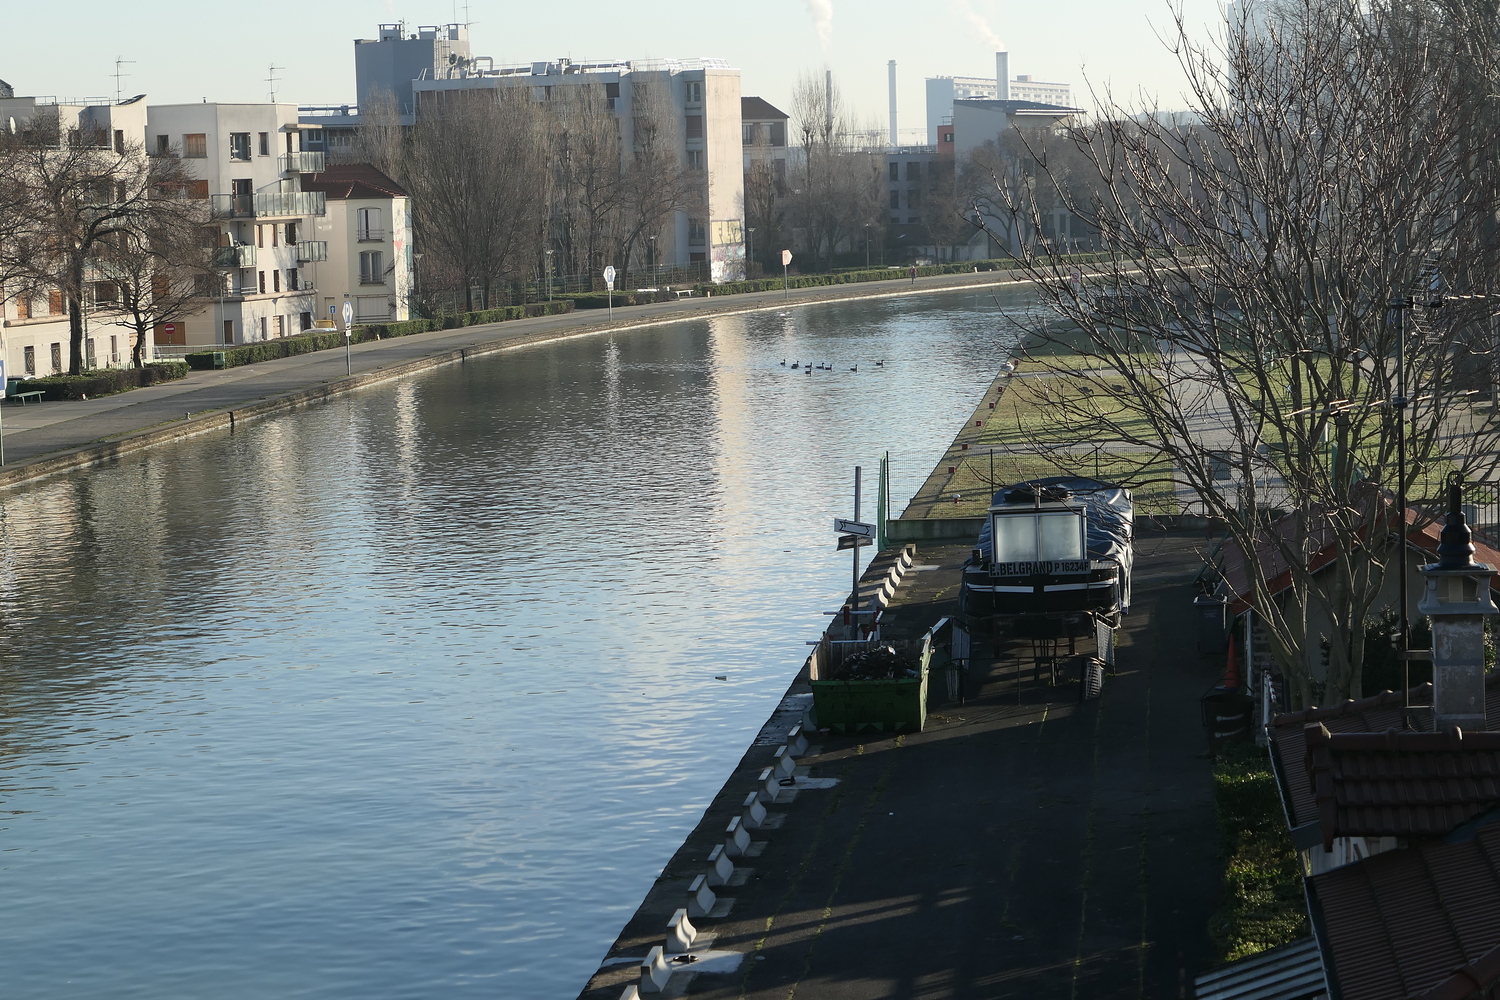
[3,0,1227,137]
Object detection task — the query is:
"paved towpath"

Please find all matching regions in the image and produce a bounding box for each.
[577,530,1225,1000]
[0,267,1032,480]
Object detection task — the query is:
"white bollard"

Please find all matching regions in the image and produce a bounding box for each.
[640,945,672,993]
[620,986,641,1000]
[724,815,751,857]
[706,843,734,886]
[688,874,717,917]
[787,723,808,756]
[741,790,767,830]
[666,907,698,955]
[759,766,782,803]
[774,744,797,779]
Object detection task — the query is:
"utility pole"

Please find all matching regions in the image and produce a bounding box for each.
[852,466,862,624]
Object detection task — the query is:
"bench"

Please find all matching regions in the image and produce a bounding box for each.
[9,390,44,405]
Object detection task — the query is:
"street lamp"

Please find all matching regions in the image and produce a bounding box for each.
[648,234,657,288]
[864,224,871,270]
[544,248,554,303]
[747,227,756,276]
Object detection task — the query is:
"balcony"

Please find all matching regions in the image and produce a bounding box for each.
[279,151,326,174]
[357,228,386,243]
[210,190,327,220]
[295,240,328,263]
[212,244,256,268]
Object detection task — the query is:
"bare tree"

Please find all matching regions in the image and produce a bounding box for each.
[786,72,885,270]
[549,84,624,280]
[742,134,783,274]
[978,0,1500,704]
[403,90,549,310]
[617,77,700,276]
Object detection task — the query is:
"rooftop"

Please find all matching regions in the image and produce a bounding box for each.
[301,163,409,200]
[740,96,787,122]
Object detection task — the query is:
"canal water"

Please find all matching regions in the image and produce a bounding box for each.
[0,287,1030,998]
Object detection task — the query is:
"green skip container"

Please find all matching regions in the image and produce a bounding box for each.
[807,635,931,734]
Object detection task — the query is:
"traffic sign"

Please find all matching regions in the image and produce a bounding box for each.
[603,265,616,290]
[781,249,793,266]
[837,534,872,551]
[341,301,353,331]
[833,518,875,538]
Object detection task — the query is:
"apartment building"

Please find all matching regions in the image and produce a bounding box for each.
[0,91,148,376]
[926,52,1073,143]
[410,54,746,281]
[301,164,413,323]
[145,103,327,349]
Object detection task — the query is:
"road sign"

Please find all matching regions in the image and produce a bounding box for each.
[162,322,177,338]
[603,265,616,290]
[837,534,872,551]
[341,301,353,331]
[834,518,875,538]
[781,249,793,266]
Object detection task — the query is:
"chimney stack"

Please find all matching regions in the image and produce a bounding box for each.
[888,60,898,146]
[1418,476,1498,731]
[996,51,1010,101]
[825,69,834,135]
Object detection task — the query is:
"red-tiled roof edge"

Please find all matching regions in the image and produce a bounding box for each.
[302,163,409,199]
[1271,685,1431,730]
[1325,728,1500,751]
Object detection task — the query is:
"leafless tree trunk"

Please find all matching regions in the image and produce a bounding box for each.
[786,72,885,270]
[977,0,1500,704]
[549,84,623,281]
[617,77,700,277]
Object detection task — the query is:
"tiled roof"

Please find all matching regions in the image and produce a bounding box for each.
[1309,818,1500,1000]
[741,96,787,121]
[1303,724,1500,849]
[301,163,409,200]
[1193,935,1327,1000]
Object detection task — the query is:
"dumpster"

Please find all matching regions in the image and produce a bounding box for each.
[1200,685,1254,741]
[809,634,932,734]
[1194,594,1230,653]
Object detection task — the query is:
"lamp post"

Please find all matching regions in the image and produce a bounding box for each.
[648,235,657,288]
[544,248,554,303]
[864,224,871,270]
[747,227,755,276]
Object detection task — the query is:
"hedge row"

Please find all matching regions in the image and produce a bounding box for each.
[696,253,1117,299]
[18,362,190,401]
[566,289,679,309]
[184,301,575,370]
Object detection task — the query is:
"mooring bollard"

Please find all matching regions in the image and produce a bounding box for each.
[787,723,808,756]
[740,790,767,830]
[774,745,797,779]
[706,844,734,886]
[665,908,698,955]
[687,874,717,917]
[758,766,782,803]
[639,945,672,993]
[724,816,751,857]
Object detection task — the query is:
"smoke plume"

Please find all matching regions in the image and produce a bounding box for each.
[950,0,1005,51]
[805,0,834,55]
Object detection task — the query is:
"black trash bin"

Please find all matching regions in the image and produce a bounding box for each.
[1194,594,1230,654]
[1201,686,1254,741]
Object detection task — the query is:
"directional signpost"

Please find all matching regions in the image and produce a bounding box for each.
[341,299,353,376]
[834,517,875,538]
[604,265,616,320]
[781,249,792,302]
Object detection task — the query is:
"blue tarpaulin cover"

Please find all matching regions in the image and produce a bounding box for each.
[975,476,1134,612]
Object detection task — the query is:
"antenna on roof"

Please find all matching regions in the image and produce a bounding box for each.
[267,64,284,103]
[112,56,135,105]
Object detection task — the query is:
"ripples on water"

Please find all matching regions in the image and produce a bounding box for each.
[0,289,1029,998]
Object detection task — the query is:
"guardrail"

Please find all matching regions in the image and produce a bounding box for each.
[278,151,325,173]
[210,190,327,220]
[212,244,256,269]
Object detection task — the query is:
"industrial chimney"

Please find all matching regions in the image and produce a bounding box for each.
[995,51,1010,101]
[826,68,834,135]
[888,60,898,146]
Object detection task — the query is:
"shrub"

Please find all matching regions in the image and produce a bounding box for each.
[18,362,190,400]
[1206,741,1308,962]
[566,290,677,309]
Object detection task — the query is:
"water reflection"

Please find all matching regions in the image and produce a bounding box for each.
[0,287,1031,998]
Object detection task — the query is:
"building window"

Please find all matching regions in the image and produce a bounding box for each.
[909,188,922,208]
[685,81,703,104]
[271,225,279,248]
[889,162,899,181]
[86,339,96,369]
[360,251,385,284]
[13,295,29,320]
[110,335,119,364]
[943,131,954,143]
[49,290,63,315]
[688,219,706,246]
[183,133,207,158]
[258,132,270,156]
[274,315,284,337]
[256,225,264,249]
[690,252,706,263]
[258,271,266,294]
[743,123,755,145]
[687,149,704,170]
[259,316,267,340]
[357,207,383,241]
[273,270,281,293]
[286,222,298,245]
[229,132,251,160]
[300,311,312,331]
[770,122,785,146]
[50,342,61,373]
[288,267,299,291]
[155,134,170,156]
[223,320,235,344]
[22,345,35,374]
[890,190,901,209]
[93,281,118,304]
[907,162,921,181]
[605,82,620,99]
[685,115,703,139]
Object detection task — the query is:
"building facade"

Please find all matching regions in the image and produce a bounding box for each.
[926,53,1073,143]
[145,103,327,349]
[301,165,413,323]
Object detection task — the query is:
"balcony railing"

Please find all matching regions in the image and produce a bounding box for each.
[295,240,328,263]
[212,244,256,269]
[357,228,386,242]
[210,190,328,220]
[279,151,326,174]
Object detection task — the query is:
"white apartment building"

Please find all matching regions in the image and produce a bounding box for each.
[0,91,148,377]
[145,103,327,350]
[409,53,746,282]
[926,52,1073,143]
[301,165,413,323]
